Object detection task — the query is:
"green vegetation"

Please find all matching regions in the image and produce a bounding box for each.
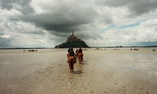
[55,41,89,48]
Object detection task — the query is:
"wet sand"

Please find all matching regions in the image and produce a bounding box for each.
[0,48,157,94]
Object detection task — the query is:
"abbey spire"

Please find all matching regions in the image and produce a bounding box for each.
[72,30,74,37]
[66,30,81,42]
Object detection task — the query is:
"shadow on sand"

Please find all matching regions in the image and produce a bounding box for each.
[73,70,83,74]
[79,62,88,65]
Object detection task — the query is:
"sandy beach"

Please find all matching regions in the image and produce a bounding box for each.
[0,48,157,94]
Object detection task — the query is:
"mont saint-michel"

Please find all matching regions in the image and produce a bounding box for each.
[55,31,89,48]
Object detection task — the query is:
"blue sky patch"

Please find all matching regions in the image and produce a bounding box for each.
[119,23,140,29]
[101,22,141,33]
[9,20,18,25]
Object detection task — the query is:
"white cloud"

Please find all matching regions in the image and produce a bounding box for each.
[0,8,23,19]
[89,18,157,46]
[0,8,57,47]
[0,35,10,39]
[2,30,57,47]
[29,0,95,14]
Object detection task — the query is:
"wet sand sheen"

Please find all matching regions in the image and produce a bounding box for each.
[0,48,157,94]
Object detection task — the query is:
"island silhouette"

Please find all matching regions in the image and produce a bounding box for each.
[55,31,89,48]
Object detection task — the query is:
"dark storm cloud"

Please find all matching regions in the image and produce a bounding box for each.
[19,8,97,33]
[95,0,157,16]
[2,0,98,35]
[1,0,30,9]
[130,1,157,15]
[1,0,100,48]
[1,0,34,15]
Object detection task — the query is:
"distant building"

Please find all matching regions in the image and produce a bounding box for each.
[55,31,89,48]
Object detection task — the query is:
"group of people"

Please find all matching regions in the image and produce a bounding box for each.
[67,47,83,73]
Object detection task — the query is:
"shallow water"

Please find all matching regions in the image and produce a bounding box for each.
[0,48,157,94]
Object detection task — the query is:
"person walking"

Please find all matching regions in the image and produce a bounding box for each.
[67,48,76,73]
[78,48,83,64]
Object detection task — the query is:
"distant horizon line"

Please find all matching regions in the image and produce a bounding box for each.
[0,45,157,49]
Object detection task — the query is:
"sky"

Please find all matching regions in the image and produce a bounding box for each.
[0,0,157,48]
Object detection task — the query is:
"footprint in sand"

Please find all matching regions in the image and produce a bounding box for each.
[140,87,144,90]
[104,91,108,93]
[90,90,94,93]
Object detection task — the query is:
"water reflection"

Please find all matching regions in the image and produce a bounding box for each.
[73,63,84,74]
[73,70,83,74]
[79,62,88,65]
